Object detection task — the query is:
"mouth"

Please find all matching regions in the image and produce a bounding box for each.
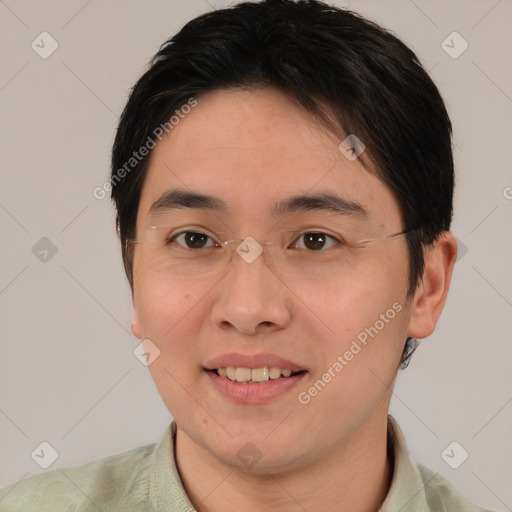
[204,365,308,404]
[207,367,307,384]
[203,353,308,403]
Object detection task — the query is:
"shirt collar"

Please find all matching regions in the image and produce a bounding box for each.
[380,415,432,511]
[149,420,196,511]
[149,415,432,512]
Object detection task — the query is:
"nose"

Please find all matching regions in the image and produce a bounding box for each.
[210,238,292,336]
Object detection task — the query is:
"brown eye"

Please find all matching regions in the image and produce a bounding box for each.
[294,232,338,251]
[172,231,215,249]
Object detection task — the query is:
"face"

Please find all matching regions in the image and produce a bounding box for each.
[131,87,414,472]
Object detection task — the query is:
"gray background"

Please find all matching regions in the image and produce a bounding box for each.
[1,1,511,510]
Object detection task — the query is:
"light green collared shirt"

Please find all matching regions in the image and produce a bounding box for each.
[0,415,492,511]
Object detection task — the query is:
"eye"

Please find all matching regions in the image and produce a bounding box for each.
[292,232,340,251]
[170,231,219,249]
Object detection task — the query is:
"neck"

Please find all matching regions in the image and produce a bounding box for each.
[174,412,393,512]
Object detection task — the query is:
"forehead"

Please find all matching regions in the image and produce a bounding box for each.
[137,88,401,228]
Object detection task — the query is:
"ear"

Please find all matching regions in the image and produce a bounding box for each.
[406,231,458,339]
[131,305,142,340]
[122,239,141,339]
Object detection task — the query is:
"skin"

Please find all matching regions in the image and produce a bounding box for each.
[130,87,457,512]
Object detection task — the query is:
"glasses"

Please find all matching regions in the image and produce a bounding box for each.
[126,218,417,280]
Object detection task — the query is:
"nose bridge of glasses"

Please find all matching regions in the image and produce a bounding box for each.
[226,236,275,266]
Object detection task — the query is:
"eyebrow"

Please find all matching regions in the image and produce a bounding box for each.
[148,188,367,219]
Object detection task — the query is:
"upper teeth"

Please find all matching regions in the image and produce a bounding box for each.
[217,367,294,383]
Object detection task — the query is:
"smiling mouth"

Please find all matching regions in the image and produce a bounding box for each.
[207,367,306,384]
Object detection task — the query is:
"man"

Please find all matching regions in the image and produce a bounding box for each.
[0,1,493,510]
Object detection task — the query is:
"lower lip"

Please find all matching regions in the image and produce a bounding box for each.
[205,370,307,404]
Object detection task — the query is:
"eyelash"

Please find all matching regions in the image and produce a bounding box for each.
[168,230,343,251]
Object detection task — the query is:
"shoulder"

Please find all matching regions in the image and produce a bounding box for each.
[0,442,158,512]
[385,415,495,512]
[418,463,494,512]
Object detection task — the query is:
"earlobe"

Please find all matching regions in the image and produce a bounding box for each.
[406,231,458,339]
[131,306,142,340]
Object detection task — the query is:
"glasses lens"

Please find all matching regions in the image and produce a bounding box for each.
[140,228,359,280]
[136,214,401,279]
[141,225,230,278]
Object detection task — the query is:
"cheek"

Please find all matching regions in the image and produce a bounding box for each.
[134,270,200,336]
[133,272,210,385]
[303,260,407,403]
[136,275,207,412]
[308,258,404,325]
[298,301,405,440]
